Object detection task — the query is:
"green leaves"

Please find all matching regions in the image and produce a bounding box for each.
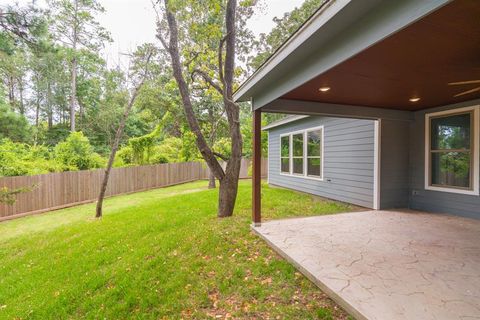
[250,0,327,70]
[0,185,36,205]
[0,103,30,142]
[53,131,105,170]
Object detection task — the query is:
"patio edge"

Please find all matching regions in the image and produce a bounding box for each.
[251,224,368,320]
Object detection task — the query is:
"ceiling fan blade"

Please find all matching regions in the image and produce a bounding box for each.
[449,80,480,86]
[454,87,480,97]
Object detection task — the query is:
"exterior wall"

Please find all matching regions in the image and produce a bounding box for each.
[267,116,375,208]
[409,99,480,219]
[265,98,480,219]
[379,119,410,209]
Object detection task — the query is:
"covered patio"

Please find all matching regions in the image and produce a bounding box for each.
[253,210,480,320]
[240,1,480,319]
[246,0,480,223]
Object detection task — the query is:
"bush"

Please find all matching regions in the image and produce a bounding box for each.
[0,139,63,177]
[116,145,134,165]
[39,123,70,146]
[154,137,183,163]
[0,104,31,142]
[149,152,169,164]
[54,132,105,171]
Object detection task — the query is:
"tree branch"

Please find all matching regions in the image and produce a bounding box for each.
[192,69,223,95]
[151,0,169,51]
[218,35,226,87]
[156,32,169,51]
[213,152,229,161]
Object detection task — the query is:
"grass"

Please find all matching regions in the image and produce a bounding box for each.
[0,180,356,319]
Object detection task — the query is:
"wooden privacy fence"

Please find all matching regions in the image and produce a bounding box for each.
[0,158,267,220]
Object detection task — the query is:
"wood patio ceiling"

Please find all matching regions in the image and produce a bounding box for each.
[282,0,480,111]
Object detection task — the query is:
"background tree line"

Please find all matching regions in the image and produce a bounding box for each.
[0,0,324,179]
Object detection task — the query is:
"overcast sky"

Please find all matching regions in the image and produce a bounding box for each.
[3,0,305,67]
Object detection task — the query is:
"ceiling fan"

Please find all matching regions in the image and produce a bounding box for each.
[448,80,480,97]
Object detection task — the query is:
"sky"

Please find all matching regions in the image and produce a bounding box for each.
[100,0,305,67]
[3,0,305,67]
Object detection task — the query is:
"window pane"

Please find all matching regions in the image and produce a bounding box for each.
[293,158,303,174]
[431,151,470,188]
[292,133,303,157]
[281,136,289,157]
[307,130,322,156]
[431,113,471,150]
[307,158,321,177]
[281,158,290,173]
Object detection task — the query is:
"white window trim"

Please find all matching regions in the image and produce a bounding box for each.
[424,105,480,196]
[279,126,324,181]
[279,133,291,175]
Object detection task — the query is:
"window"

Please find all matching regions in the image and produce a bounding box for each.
[280,135,290,173]
[279,126,323,179]
[292,133,304,174]
[307,129,322,177]
[425,107,479,195]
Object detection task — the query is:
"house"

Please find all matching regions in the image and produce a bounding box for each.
[263,115,377,209]
[234,2,480,318]
[235,0,480,223]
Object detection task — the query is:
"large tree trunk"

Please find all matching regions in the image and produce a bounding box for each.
[208,171,216,189]
[70,55,77,131]
[218,173,239,217]
[18,78,25,115]
[208,108,217,189]
[69,0,79,132]
[161,0,241,217]
[7,75,15,107]
[218,0,242,217]
[35,74,40,127]
[47,81,53,128]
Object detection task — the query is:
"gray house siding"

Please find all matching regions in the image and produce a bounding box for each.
[409,100,480,219]
[265,99,480,218]
[267,116,375,208]
[379,119,410,209]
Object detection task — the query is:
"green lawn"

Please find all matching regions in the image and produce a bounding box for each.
[0,180,355,319]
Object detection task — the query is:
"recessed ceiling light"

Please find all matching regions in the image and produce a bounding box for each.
[319,87,330,92]
[409,97,420,102]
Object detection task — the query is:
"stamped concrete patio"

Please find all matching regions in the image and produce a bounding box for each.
[253,210,480,320]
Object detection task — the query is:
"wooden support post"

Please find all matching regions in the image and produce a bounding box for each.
[252,109,261,226]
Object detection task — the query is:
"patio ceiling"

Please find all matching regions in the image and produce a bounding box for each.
[282,0,480,111]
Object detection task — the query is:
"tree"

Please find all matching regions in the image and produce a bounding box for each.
[0,3,46,48]
[156,0,253,217]
[54,131,104,170]
[0,95,30,142]
[250,0,327,70]
[48,0,111,132]
[95,45,154,218]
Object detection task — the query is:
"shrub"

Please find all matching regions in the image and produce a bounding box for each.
[0,139,63,177]
[116,145,134,165]
[154,137,183,163]
[54,132,105,171]
[149,152,169,164]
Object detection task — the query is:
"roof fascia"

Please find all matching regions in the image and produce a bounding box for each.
[236,0,449,110]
